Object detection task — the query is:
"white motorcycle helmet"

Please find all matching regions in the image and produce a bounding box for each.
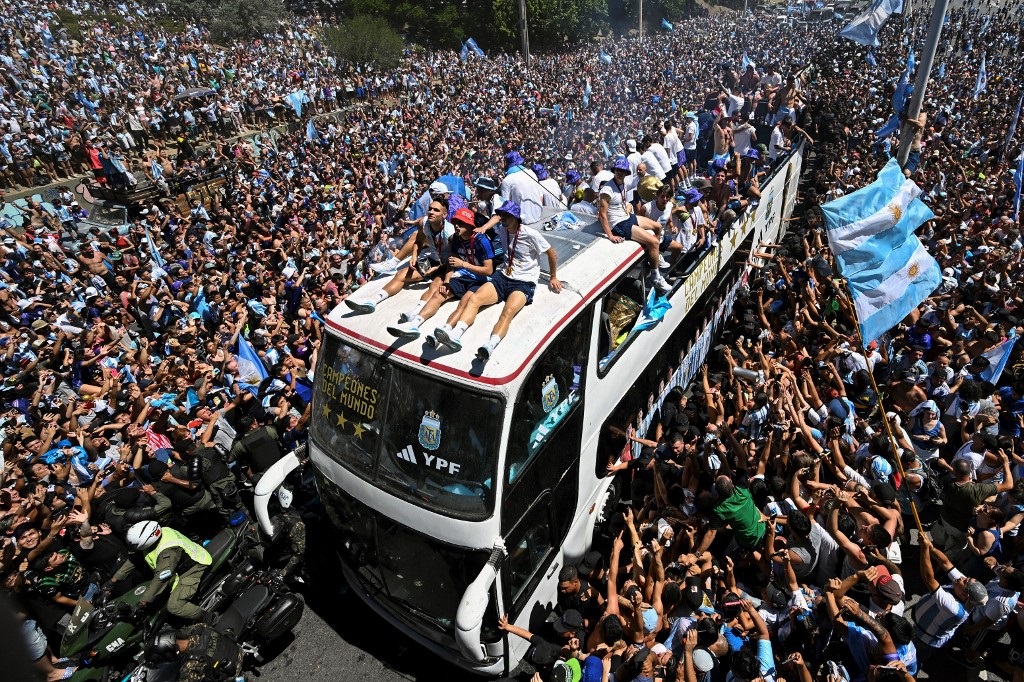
[126,521,162,552]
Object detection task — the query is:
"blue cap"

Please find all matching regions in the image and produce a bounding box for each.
[505,150,525,168]
[495,200,522,221]
[531,163,548,180]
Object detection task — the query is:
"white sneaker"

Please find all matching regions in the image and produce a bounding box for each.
[345,299,376,314]
[477,342,496,361]
[652,274,672,295]
[386,320,421,339]
[434,326,462,352]
[657,254,669,269]
[370,257,401,276]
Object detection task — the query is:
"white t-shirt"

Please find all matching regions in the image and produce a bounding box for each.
[590,169,615,192]
[664,129,683,157]
[539,177,565,207]
[952,442,985,480]
[649,142,675,172]
[769,125,789,160]
[503,225,551,284]
[643,198,673,230]
[683,121,698,151]
[641,150,667,179]
[627,151,644,176]
[500,167,545,224]
[733,122,756,155]
[971,580,1020,630]
[760,72,783,90]
[599,180,631,226]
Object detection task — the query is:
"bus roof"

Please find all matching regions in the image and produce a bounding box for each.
[324,208,644,392]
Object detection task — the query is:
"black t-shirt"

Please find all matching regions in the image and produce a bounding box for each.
[72,532,129,578]
[659,402,690,439]
[557,578,600,624]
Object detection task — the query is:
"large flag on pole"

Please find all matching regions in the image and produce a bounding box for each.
[661,18,674,30]
[839,0,904,47]
[465,37,484,57]
[820,158,941,346]
[1013,150,1024,220]
[599,49,612,65]
[974,53,987,100]
[1003,94,1023,161]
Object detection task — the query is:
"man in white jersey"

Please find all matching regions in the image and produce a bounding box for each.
[499,150,545,224]
[597,158,671,294]
[433,201,561,361]
[532,163,565,208]
[959,561,1024,666]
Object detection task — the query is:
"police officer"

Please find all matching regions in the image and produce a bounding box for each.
[108,521,212,620]
[149,624,243,682]
[230,416,284,484]
[245,491,306,582]
[177,440,242,519]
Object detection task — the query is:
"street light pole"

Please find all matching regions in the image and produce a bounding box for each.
[639,0,644,42]
[896,0,949,167]
[518,0,530,67]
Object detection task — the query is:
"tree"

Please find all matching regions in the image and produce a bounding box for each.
[492,0,609,51]
[323,15,405,69]
[210,0,286,39]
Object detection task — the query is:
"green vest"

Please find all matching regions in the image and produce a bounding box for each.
[144,527,213,571]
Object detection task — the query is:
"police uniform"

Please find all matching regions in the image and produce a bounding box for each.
[113,526,212,620]
[177,623,243,681]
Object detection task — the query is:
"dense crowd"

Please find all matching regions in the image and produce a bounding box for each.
[0,0,1023,679]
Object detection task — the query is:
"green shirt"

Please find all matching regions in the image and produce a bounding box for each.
[941,481,997,531]
[713,486,765,548]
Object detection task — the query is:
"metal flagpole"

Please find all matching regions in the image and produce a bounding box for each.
[518,0,530,67]
[840,279,925,535]
[896,0,950,167]
[639,0,644,42]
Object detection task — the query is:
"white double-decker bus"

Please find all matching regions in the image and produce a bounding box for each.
[294,149,805,675]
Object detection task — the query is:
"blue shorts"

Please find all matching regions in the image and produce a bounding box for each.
[447,275,485,299]
[491,271,536,304]
[611,213,638,240]
[677,150,687,166]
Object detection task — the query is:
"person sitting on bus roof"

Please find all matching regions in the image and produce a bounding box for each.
[598,158,672,295]
[370,182,465,276]
[344,198,454,314]
[431,200,561,361]
[386,207,494,340]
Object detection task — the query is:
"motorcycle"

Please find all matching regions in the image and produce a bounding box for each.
[61,513,258,680]
[121,571,305,682]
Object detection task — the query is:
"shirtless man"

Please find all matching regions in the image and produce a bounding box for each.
[78,245,109,281]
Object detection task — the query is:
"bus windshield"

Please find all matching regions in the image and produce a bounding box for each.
[311,335,503,519]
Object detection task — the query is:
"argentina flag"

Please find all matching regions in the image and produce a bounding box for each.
[820,158,941,346]
[839,0,903,47]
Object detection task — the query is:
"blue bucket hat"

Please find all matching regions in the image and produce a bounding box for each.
[743,148,760,160]
[505,150,525,168]
[495,200,522,221]
[531,163,548,180]
[566,169,581,184]
[611,157,630,172]
[683,188,704,205]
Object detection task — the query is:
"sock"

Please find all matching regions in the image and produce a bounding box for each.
[452,321,469,339]
[373,291,389,303]
[487,334,501,349]
[410,300,426,315]
[410,314,423,326]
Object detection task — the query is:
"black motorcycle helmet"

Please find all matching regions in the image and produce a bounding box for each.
[145,628,179,662]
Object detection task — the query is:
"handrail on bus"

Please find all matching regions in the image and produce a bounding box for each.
[455,538,507,663]
[254,448,304,536]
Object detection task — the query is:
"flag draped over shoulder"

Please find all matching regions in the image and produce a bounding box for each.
[839,0,903,47]
[820,158,941,346]
[599,49,612,65]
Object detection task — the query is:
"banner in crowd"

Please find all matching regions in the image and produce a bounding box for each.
[839,0,903,47]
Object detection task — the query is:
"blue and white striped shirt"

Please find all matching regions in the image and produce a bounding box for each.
[913,573,968,648]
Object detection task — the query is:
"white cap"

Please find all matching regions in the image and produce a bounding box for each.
[84,286,99,298]
[429,181,449,195]
[627,139,637,151]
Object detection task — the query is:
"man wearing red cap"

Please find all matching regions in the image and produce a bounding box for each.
[387,207,495,339]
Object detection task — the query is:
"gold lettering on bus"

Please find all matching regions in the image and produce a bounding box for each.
[318,365,380,421]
